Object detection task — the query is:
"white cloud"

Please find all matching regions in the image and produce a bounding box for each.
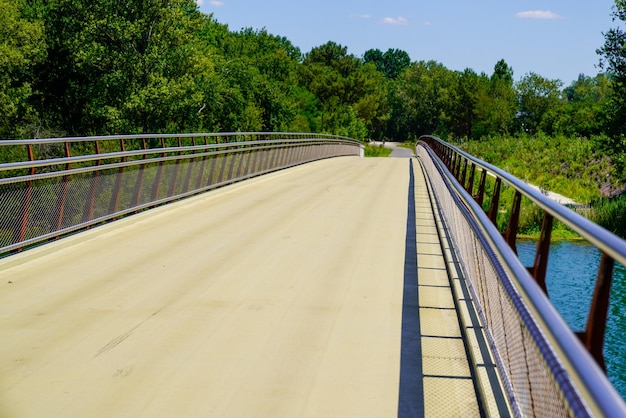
[349,13,371,19]
[515,10,563,20]
[209,0,224,6]
[382,16,409,26]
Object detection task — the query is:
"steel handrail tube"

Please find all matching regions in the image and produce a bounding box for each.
[417,137,626,416]
[420,135,626,267]
[0,140,349,186]
[0,138,355,173]
[0,131,358,147]
[0,133,362,255]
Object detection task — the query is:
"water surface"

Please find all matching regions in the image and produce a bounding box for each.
[516,240,626,400]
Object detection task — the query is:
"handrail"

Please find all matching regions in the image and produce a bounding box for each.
[417,135,626,416]
[0,131,355,147]
[0,132,362,256]
[419,136,626,266]
[0,139,353,182]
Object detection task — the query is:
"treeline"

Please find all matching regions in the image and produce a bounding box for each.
[0,0,621,149]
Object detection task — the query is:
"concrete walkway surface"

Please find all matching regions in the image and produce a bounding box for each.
[1,157,410,417]
[0,156,503,417]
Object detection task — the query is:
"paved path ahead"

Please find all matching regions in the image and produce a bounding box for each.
[385,142,415,158]
[1,157,415,417]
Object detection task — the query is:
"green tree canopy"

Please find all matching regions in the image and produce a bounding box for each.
[0,0,45,138]
[363,48,410,79]
[516,72,563,135]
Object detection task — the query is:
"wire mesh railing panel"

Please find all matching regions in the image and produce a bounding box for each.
[416,144,612,417]
[418,137,626,416]
[0,133,362,255]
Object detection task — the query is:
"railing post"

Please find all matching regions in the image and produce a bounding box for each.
[504,191,522,255]
[152,137,167,201]
[84,140,102,225]
[577,253,614,371]
[182,137,196,193]
[466,163,476,195]
[16,144,35,250]
[109,139,126,215]
[529,212,553,294]
[460,158,468,188]
[226,146,237,182]
[476,169,487,208]
[167,136,183,197]
[132,138,148,207]
[487,177,502,225]
[194,137,210,190]
[54,141,72,235]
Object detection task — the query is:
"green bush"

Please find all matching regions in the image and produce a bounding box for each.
[364,143,392,157]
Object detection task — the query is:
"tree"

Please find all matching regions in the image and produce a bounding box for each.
[596,0,626,174]
[35,0,217,135]
[553,74,610,137]
[390,61,457,140]
[516,72,563,135]
[298,41,383,138]
[450,69,485,139]
[473,60,517,137]
[219,28,301,131]
[363,48,410,79]
[598,0,626,137]
[0,0,45,138]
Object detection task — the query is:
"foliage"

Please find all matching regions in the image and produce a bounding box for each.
[364,143,392,157]
[473,60,518,138]
[516,72,563,135]
[363,48,410,79]
[0,0,622,174]
[459,133,624,202]
[2,0,626,235]
[0,0,45,138]
[588,196,626,236]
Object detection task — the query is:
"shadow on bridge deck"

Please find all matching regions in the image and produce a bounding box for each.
[0,156,506,417]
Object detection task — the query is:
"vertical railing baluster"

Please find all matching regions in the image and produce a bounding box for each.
[182,137,196,194]
[132,138,148,207]
[476,169,487,207]
[207,154,218,187]
[195,137,209,190]
[167,136,182,197]
[152,137,166,201]
[505,191,522,254]
[577,253,615,371]
[84,140,101,225]
[54,141,72,236]
[466,163,476,195]
[529,212,553,294]
[487,177,502,225]
[460,158,468,187]
[226,145,237,182]
[16,144,35,250]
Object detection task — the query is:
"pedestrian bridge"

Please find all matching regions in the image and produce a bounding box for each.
[1,133,625,417]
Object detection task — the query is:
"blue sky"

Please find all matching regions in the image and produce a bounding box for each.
[196,1,617,86]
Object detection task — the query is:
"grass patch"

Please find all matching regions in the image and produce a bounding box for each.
[364,143,392,157]
[587,196,626,237]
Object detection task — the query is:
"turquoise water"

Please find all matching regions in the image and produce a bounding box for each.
[516,240,626,400]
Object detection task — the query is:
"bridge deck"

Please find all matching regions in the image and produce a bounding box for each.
[0,156,500,417]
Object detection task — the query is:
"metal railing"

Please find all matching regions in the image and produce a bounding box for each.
[0,132,362,256]
[417,136,626,417]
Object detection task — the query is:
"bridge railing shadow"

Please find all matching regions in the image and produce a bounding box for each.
[0,132,362,256]
[418,135,626,417]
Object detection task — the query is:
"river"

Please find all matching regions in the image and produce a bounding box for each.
[516,240,626,400]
